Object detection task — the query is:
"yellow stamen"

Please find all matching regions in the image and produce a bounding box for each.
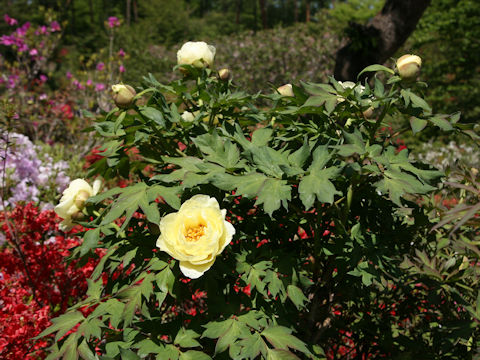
[184,225,206,242]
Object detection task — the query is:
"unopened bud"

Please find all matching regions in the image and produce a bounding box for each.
[363,107,374,119]
[111,84,136,108]
[71,211,85,221]
[277,84,294,97]
[74,190,90,210]
[396,54,422,81]
[471,168,478,177]
[218,68,231,81]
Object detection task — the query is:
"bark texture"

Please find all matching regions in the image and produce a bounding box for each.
[334,0,431,81]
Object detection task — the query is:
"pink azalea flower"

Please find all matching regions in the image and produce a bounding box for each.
[39,74,48,83]
[35,25,47,35]
[96,62,105,71]
[29,48,38,56]
[86,79,93,86]
[119,65,125,73]
[50,21,61,32]
[16,22,30,36]
[66,71,73,79]
[117,48,125,57]
[4,14,18,26]
[107,16,120,28]
[95,83,106,92]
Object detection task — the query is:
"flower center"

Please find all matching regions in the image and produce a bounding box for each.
[184,224,206,242]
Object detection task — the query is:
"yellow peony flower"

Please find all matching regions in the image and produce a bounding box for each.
[55,179,101,231]
[156,195,235,279]
[177,41,216,68]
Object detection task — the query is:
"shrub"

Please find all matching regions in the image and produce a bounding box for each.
[40,48,479,359]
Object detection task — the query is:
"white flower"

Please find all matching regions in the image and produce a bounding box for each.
[181,111,195,122]
[277,84,294,97]
[54,179,101,231]
[156,195,235,279]
[177,41,216,68]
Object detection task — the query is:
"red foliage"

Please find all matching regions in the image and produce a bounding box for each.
[0,203,99,359]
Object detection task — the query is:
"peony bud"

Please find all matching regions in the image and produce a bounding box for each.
[277,84,294,97]
[396,54,422,81]
[111,84,136,108]
[363,107,374,119]
[218,68,231,81]
[177,41,216,68]
[181,111,195,122]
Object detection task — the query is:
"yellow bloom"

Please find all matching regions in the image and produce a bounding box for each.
[177,41,216,68]
[156,195,235,279]
[277,84,294,97]
[55,179,101,231]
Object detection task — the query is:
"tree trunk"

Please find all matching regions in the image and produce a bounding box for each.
[126,0,131,26]
[236,0,242,25]
[305,0,310,23]
[133,0,138,22]
[334,0,431,81]
[259,0,268,29]
[293,0,298,23]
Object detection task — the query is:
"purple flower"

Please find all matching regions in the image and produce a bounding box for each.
[4,14,18,26]
[50,21,61,32]
[118,48,125,57]
[39,74,48,83]
[0,35,15,46]
[96,62,105,71]
[86,79,93,86]
[16,22,30,37]
[29,48,38,56]
[35,25,47,35]
[95,83,106,92]
[66,71,72,79]
[7,74,19,89]
[119,64,125,73]
[107,16,120,28]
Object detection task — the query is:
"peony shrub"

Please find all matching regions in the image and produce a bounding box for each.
[39,46,479,359]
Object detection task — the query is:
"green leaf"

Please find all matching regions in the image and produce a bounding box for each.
[140,106,165,127]
[135,339,163,356]
[193,132,241,169]
[287,285,308,310]
[267,349,301,360]
[262,326,311,355]
[255,179,291,216]
[235,173,268,198]
[251,127,273,147]
[410,117,428,134]
[36,311,84,341]
[357,64,395,78]
[430,116,453,131]
[147,185,181,210]
[238,332,268,359]
[299,147,341,209]
[80,228,100,256]
[174,328,202,349]
[179,351,212,360]
[120,348,141,360]
[288,140,310,169]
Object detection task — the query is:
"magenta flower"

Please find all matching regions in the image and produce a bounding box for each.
[96,62,105,71]
[107,16,120,28]
[119,64,125,73]
[86,79,93,86]
[66,71,73,79]
[35,25,47,35]
[39,74,48,83]
[95,83,106,92]
[7,74,19,89]
[0,35,15,46]
[50,21,61,32]
[16,22,30,36]
[29,48,38,56]
[117,48,125,57]
[4,14,18,26]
